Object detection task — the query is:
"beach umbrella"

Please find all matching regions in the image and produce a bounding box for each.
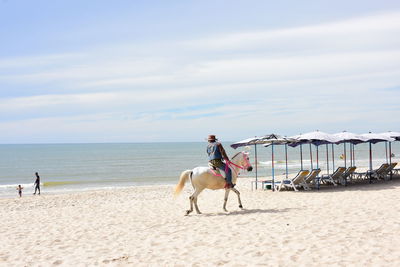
[333,131,368,168]
[379,132,400,180]
[262,135,297,191]
[290,131,340,171]
[231,136,261,188]
[360,132,395,183]
[231,134,291,190]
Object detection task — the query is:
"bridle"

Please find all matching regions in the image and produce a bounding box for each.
[227,152,252,173]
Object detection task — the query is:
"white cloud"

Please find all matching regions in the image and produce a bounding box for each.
[1,11,400,142]
[182,11,400,51]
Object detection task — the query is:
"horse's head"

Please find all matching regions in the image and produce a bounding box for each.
[233,151,253,172]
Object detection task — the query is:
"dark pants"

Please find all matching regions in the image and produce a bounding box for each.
[209,159,232,184]
[34,184,40,194]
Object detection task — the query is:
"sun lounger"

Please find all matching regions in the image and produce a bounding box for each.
[299,169,321,190]
[392,163,400,176]
[343,166,357,184]
[353,163,389,182]
[370,163,390,180]
[320,167,346,186]
[385,163,398,179]
[274,170,310,191]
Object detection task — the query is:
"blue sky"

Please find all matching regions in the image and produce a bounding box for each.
[1,0,400,143]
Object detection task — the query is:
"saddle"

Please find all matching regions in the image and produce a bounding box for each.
[208,162,226,178]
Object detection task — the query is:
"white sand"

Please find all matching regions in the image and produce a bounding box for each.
[1,177,400,266]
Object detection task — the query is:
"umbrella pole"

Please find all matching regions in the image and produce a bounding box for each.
[332,144,335,171]
[389,142,393,180]
[285,144,288,179]
[254,144,258,190]
[300,144,303,170]
[349,143,352,167]
[326,144,329,175]
[309,143,313,170]
[385,142,388,164]
[354,144,357,167]
[369,141,373,184]
[343,143,347,169]
[272,143,275,192]
[316,145,319,169]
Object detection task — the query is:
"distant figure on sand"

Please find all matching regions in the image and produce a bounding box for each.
[16,185,23,197]
[34,172,41,195]
[207,135,233,188]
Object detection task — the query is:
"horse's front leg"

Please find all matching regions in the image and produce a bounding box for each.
[223,189,231,212]
[231,188,243,209]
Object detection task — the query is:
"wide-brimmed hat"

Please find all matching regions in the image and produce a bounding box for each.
[207,135,217,141]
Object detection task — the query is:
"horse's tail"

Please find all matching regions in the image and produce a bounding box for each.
[174,170,192,197]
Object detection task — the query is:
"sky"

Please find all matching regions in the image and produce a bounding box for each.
[1,0,400,143]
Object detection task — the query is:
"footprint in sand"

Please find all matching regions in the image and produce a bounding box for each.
[53,260,63,265]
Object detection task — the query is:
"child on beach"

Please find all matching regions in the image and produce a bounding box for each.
[16,185,23,197]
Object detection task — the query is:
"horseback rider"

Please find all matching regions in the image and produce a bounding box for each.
[206,135,234,188]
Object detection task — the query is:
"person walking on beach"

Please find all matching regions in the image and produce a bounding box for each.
[206,135,234,188]
[16,185,23,197]
[33,172,41,195]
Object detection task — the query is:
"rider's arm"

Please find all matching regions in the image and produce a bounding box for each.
[218,143,229,161]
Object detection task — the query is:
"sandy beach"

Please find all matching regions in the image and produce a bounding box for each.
[1,177,400,266]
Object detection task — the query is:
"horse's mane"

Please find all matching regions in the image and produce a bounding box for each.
[231,152,242,160]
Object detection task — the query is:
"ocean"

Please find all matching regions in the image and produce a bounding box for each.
[1,142,399,197]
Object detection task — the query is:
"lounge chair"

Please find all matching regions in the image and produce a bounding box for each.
[371,163,390,180]
[353,163,389,181]
[320,167,346,186]
[343,166,357,184]
[274,170,310,191]
[391,163,400,176]
[385,163,398,180]
[299,169,321,190]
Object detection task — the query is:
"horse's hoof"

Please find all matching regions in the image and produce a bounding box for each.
[196,211,202,214]
[185,210,191,216]
[224,209,228,212]
[239,205,243,209]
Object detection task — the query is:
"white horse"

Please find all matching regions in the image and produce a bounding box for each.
[174,151,253,215]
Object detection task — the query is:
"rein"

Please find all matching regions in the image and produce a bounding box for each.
[209,152,250,178]
[226,152,251,175]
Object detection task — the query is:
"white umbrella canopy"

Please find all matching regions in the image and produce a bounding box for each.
[262,136,297,146]
[332,131,369,144]
[290,130,341,145]
[379,131,400,141]
[231,134,296,149]
[230,137,260,149]
[360,133,395,143]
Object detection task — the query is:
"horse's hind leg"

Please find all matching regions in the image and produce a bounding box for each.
[186,195,194,216]
[186,188,203,215]
[231,188,243,209]
[223,189,231,212]
[192,188,203,214]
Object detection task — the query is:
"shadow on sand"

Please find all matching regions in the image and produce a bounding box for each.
[297,176,400,193]
[201,207,292,217]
